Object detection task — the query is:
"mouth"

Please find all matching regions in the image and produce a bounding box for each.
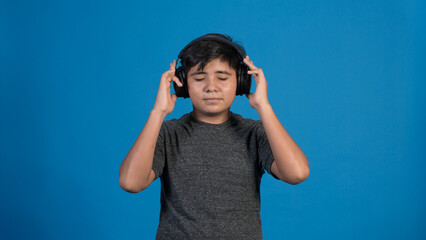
[203,97,223,103]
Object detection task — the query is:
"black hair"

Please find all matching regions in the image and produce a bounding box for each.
[179,33,246,79]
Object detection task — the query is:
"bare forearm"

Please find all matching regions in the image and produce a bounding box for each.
[119,109,167,191]
[257,104,309,182]
[242,56,309,183]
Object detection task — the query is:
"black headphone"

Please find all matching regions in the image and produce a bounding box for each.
[173,33,252,98]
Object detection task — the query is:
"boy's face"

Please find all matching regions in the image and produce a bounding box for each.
[186,58,237,120]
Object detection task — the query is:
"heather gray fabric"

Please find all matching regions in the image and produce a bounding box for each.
[152,111,279,240]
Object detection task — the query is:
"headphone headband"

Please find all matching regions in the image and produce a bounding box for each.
[177,34,246,61]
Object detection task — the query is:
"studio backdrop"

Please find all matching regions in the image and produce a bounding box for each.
[1,0,425,239]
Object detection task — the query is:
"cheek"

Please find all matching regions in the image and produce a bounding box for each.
[225,82,237,90]
[187,82,203,100]
[186,81,194,92]
[187,83,195,93]
[222,80,237,93]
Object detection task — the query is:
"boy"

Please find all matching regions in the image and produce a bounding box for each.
[119,33,309,239]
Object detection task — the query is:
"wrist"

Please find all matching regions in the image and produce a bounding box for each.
[254,101,271,112]
[150,108,168,120]
[255,102,273,116]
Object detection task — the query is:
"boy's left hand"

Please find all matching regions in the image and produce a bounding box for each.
[243,56,270,110]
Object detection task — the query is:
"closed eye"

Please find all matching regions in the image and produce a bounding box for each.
[194,78,227,81]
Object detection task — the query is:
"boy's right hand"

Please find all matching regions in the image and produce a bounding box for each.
[152,60,183,115]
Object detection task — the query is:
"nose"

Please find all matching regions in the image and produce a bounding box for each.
[204,77,218,92]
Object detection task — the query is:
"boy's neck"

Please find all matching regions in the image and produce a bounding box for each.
[191,109,231,124]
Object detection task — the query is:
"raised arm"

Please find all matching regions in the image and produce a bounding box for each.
[119,60,182,193]
[244,56,310,185]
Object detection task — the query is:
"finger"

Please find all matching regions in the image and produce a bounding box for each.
[247,69,263,84]
[169,60,177,70]
[171,75,183,87]
[247,69,263,76]
[243,56,258,70]
[165,68,176,77]
[246,93,253,99]
[161,69,175,83]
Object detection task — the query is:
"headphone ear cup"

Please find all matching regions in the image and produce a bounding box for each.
[180,70,190,98]
[236,63,251,95]
[173,67,187,98]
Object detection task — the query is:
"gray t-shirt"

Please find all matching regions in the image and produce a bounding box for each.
[152,111,279,240]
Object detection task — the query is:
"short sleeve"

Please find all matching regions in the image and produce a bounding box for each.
[152,122,166,180]
[255,121,280,180]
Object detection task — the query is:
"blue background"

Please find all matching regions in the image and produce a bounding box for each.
[1,0,425,239]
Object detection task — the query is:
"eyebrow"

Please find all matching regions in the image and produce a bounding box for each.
[190,70,232,76]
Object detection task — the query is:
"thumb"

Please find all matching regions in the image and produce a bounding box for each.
[171,93,178,103]
[246,93,253,100]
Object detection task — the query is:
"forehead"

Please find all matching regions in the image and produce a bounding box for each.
[188,58,235,74]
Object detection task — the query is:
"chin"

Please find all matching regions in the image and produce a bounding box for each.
[195,106,230,116]
[200,108,227,115]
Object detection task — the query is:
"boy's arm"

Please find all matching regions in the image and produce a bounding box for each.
[257,104,309,184]
[244,56,310,185]
[119,110,166,193]
[119,60,182,193]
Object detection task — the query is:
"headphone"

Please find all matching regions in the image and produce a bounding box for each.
[173,33,252,98]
